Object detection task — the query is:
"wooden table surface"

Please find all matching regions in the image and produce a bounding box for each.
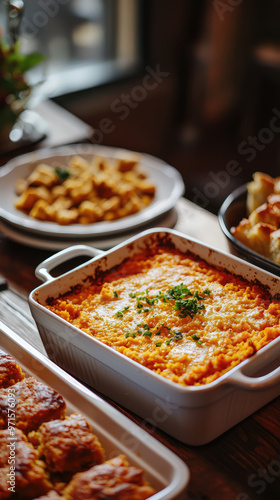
[0,101,279,500]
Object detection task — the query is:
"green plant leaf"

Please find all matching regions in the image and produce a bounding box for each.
[18,52,45,73]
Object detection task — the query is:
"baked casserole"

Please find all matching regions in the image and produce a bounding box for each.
[45,246,280,387]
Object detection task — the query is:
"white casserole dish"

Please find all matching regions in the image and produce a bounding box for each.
[0,319,189,499]
[29,228,280,446]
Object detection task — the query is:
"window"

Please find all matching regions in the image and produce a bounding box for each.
[0,0,143,97]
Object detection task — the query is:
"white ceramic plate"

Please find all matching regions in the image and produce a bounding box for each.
[0,144,184,239]
[0,208,178,250]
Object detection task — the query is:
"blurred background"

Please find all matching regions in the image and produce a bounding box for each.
[2,0,280,214]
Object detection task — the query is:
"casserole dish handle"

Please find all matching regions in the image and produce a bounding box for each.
[35,245,103,282]
[226,365,280,390]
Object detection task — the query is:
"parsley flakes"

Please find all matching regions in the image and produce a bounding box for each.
[116,306,130,317]
[120,284,211,346]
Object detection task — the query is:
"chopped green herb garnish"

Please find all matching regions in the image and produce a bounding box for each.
[55,167,71,182]
[146,297,158,305]
[128,285,211,325]
[158,284,212,319]
[116,306,130,317]
[191,334,200,341]
[175,297,201,318]
[143,330,152,337]
[156,342,162,347]
[162,323,171,330]
[197,340,203,345]
[114,290,119,298]
[125,332,136,338]
[173,332,183,341]
[166,283,192,301]
[198,303,205,310]
[163,331,184,344]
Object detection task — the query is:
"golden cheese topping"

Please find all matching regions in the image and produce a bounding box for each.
[46,248,280,386]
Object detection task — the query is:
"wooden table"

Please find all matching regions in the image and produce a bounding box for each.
[0,101,279,500]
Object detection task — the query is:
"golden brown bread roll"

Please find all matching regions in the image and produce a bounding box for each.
[246,172,275,215]
[232,172,280,264]
[231,222,275,258]
[268,229,280,264]
[248,202,280,227]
